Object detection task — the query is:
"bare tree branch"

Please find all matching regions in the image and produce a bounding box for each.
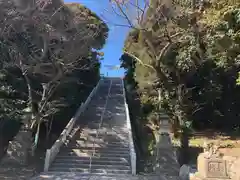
[123,50,156,71]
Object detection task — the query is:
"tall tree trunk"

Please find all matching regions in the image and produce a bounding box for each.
[31,83,48,154]
[176,85,190,165]
[20,71,35,162]
[45,115,53,148]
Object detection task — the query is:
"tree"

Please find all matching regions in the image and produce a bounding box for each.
[0,0,108,163]
[112,0,203,150]
[114,0,240,168]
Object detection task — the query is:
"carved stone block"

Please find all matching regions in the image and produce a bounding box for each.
[197,153,229,179]
[230,157,240,180]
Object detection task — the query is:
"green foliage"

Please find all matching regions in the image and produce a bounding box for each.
[237,72,240,85]
[66,3,109,49]
[118,0,240,168]
[121,0,240,138]
[0,0,108,151]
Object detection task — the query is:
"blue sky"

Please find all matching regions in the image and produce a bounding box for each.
[64,0,132,77]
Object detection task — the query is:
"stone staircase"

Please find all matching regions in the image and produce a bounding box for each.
[43,77,133,176]
[31,77,180,180]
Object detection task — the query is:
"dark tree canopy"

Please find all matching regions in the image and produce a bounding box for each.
[0,0,109,158]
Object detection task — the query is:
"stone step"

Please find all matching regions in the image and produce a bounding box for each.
[159,113,169,117]
[59,148,129,156]
[53,158,130,165]
[66,141,129,148]
[159,116,169,120]
[84,123,126,129]
[86,123,127,128]
[71,137,128,144]
[42,172,136,177]
[51,163,131,170]
[55,156,130,162]
[67,139,129,145]
[65,140,126,149]
[81,128,128,135]
[33,172,177,180]
[80,133,129,139]
[65,143,129,149]
[77,136,128,143]
[108,93,123,96]
[48,167,131,174]
[62,146,129,151]
[57,151,130,157]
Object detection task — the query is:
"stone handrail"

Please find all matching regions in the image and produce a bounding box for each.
[43,80,101,172]
[122,79,136,175]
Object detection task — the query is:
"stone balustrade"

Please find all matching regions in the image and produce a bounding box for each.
[122,78,137,175]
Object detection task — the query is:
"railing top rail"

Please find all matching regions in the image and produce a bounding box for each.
[121,78,136,175]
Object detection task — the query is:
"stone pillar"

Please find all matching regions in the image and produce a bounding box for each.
[154,114,179,176]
